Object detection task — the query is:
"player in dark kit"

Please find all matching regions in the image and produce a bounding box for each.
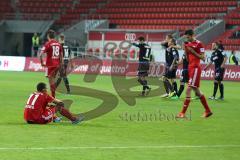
[55,34,71,94]
[176,52,189,98]
[132,37,151,96]
[161,34,180,98]
[204,42,227,100]
[164,39,179,98]
[24,82,83,124]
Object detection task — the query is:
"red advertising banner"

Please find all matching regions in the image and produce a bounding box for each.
[24,57,240,81]
[24,57,45,72]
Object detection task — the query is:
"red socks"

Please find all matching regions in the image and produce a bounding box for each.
[200,95,211,113]
[181,98,191,114]
[181,95,211,114]
[59,107,76,121]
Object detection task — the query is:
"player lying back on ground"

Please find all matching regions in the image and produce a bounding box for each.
[24,82,84,124]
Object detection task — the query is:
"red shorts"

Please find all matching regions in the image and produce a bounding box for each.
[45,67,59,78]
[188,66,201,88]
[25,107,56,124]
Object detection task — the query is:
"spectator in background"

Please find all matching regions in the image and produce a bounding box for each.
[229,50,238,65]
[32,33,40,57]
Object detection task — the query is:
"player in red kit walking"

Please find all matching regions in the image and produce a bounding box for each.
[177,29,213,118]
[40,30,62,97]
[24,82,83,124]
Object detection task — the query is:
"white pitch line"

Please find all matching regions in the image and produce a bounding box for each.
[0,145,240,150]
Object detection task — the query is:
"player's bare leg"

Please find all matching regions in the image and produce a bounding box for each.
[63,76,70,94]
[48,77,56,98]
[55,102,84,124]
[169,79,178,98]
[218,81,224,100]
[177,85,192,118]
[209,80,218,100]
[163,76,171,95]
[177,81,185,97]
[138,76,150,96]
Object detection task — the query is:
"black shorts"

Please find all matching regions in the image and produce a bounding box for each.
[138,61,149,76]
[180,69,189,83]
[164,67,177,79]
[215,68,225,81]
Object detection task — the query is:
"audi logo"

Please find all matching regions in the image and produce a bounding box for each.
[125,33,136,42]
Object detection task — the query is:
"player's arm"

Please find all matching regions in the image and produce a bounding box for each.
[172,44,181,50]
[132,43,139,48]
[170,50,179,70]
[39,47,46,67]
[52,98,64,106]
[204,61,212,71]
[204,53,213,70]
[177,58,183,66]
[59,45,64,66]
[182,43,189,62]
[186,46,205,61]
[221,55,227,68]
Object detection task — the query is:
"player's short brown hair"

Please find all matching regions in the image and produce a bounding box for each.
[138,36,145,41]
[184,29,194,36]
[47,29,55,39]
[166,34,173,39]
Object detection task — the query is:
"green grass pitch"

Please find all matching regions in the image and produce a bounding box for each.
[0,71,240,160]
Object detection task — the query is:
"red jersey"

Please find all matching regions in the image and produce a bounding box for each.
[40,39,63,67]
[24,92,54,121]
[184,40,205,68]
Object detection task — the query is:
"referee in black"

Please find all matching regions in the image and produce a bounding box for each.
[132,37,151,96]
[204,42,227,100]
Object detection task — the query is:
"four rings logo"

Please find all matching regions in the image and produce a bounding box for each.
[125,33,136,42]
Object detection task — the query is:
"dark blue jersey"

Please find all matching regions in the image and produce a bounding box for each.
[165,47,179,67]
[132,43,151,62]
[62,45,71,60]
[210,49,226,69]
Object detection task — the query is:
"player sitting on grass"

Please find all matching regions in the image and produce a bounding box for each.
[24,82,84,124]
